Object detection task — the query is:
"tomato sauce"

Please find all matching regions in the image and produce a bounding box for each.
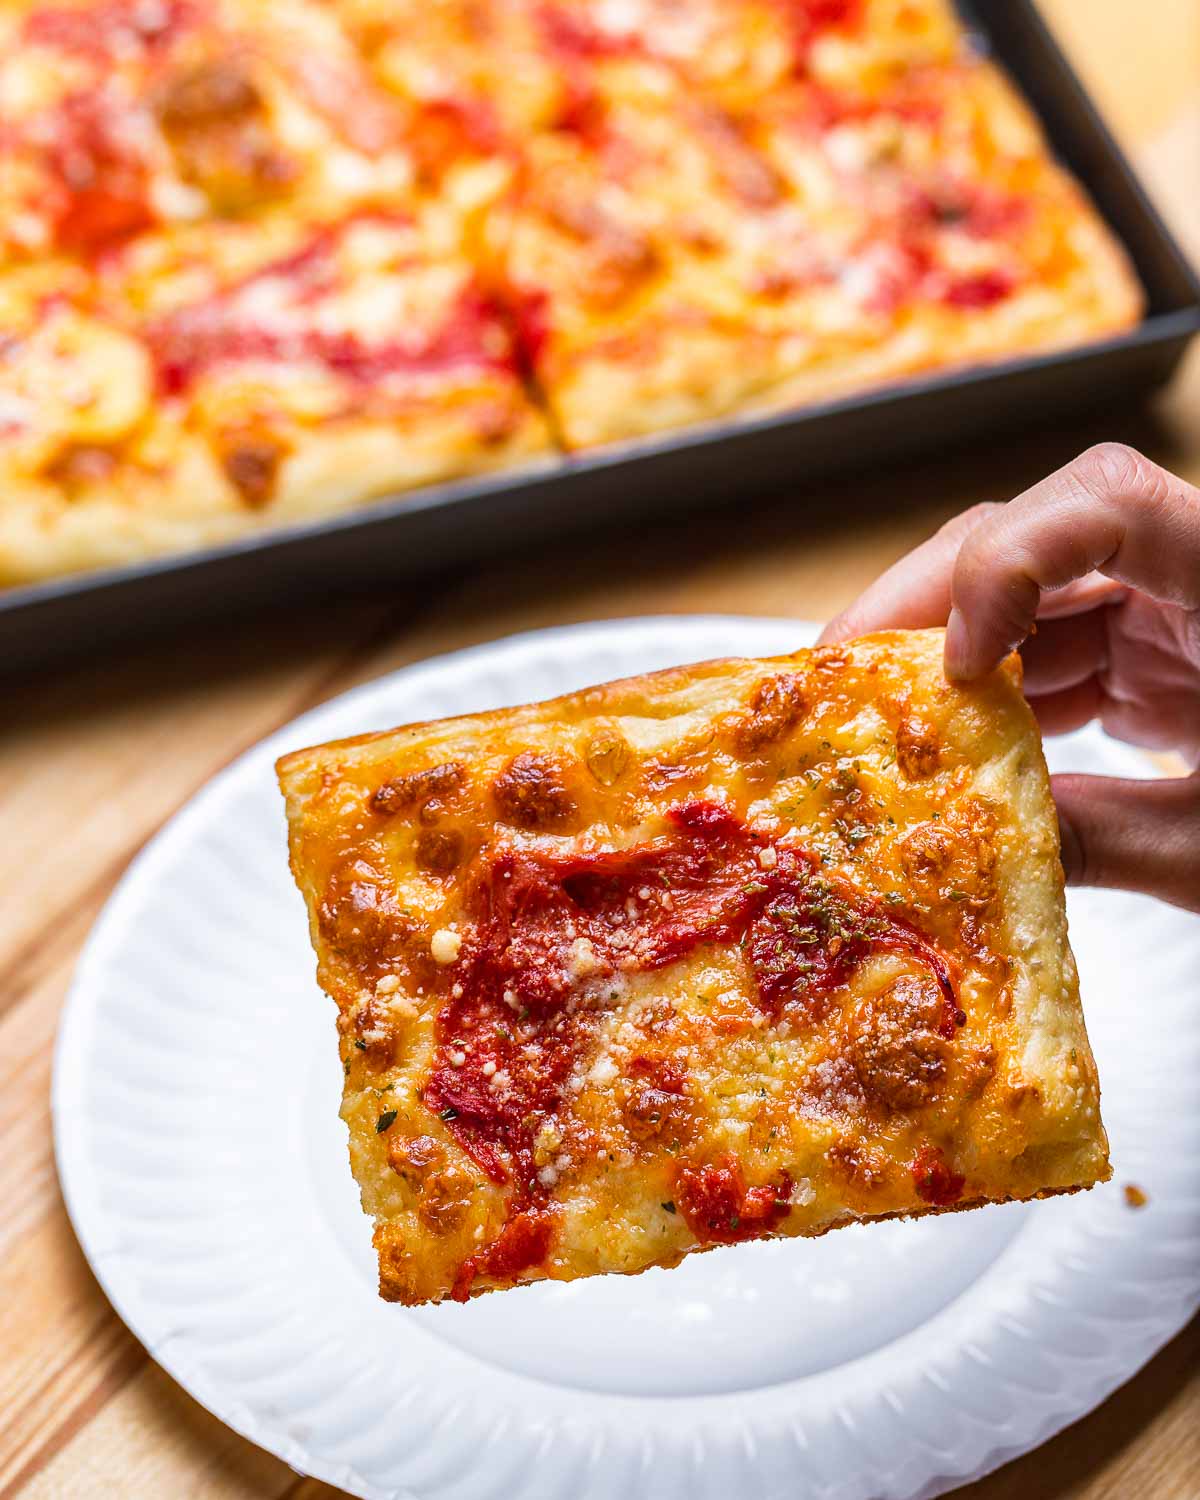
[24,0,201,59]
[782,0,865,67]
[911,1144,965,1205]
[425,798,959,1292]
[145,222,514,395]
[674,1156,793,1244]
[40,92,157,254]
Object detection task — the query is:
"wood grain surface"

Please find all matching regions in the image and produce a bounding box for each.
[2,3,1197,1496]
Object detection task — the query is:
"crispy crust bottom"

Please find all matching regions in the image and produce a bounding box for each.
[384,1180,1104,1304]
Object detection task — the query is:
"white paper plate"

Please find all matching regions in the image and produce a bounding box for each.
[55,616,1200,1500]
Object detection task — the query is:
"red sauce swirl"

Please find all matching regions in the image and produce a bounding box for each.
[144,218,515,395]
[425,799,959,1295]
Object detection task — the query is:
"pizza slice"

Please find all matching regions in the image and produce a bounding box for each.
[484,39,1141,451]
[277,629,1108,1305]
[746,56,1144,393]
[0,204,549,583]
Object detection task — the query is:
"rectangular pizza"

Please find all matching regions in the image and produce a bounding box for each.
[277,629,1109,1305]
[0,0,1144,585]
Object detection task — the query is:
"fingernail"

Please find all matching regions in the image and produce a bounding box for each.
[944,607,972,680]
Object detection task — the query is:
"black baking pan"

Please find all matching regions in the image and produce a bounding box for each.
[2,0,1198,672]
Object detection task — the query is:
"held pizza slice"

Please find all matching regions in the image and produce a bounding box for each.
[277,630,1109,1306]
[0,205,549,583]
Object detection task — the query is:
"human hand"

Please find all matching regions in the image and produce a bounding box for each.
[820,444,1200,913]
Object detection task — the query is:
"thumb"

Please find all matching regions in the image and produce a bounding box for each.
[1052,772,1200,914]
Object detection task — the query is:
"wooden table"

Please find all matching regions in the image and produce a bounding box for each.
[2,4,1197,1496]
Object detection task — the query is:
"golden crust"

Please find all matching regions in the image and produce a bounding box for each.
[278,629,1109,1305]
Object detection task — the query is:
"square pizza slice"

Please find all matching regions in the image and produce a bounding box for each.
[277,629,1109,1306]
[0,204,549,582]
[745,55,1144,393]
[482,35,1141,452]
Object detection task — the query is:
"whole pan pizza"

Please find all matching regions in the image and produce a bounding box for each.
[0,0,1142,583]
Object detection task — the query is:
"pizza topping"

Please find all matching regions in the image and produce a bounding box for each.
[43,442,120,490]
[492,751,579,830]
[318,854,418,972]
[941,267,1016,308]
[388,1132,443,1174]
[415,829,465,875]
[145,223,515,395]
[372,760,468,817]
[731,671,810,753]
[39,91,157,253]
[781,0,866,68]
[622,1053,694,1147]
[910,1143,965,1205]
[849,973,948,1109]
[421,798,959,1288]
[450,1208,554,1300]
[24,0,201,62]
[219,432,288,508]
[584,726,631,786]
[894,713,940,778]
[673,1154,792,1245]
[408,97,505,183]
[157,58,262,127]
[692,106,784,208]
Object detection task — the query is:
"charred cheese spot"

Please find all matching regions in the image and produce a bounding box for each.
[157,57,295,207]
[220,433,288,509]
[387,1132,443,1175]
[1006,1080,1042,1112]
[157,58,264,129]
[492,750,578,830]
[897,820,954,880]
[731,672,808,754]
[415,827,464,874]
[849,973,947,1111]
[416,1165,475,1232]
[372,761,467,817]
[826,1137,891,1196]
[318,856,415,969]
[898,796,999,918]
[962,1043,998,1098]
[895,714,941,779]
[372,1222,418,1303]
[42,442,120,492]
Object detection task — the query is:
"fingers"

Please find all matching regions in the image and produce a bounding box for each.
[947,444,1200,679]
[1053,771,1200,914]
[1019,609,1110,696]
[1027,677,1104,737]
[819,503,1002,644]
[1034,573,1128,620]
